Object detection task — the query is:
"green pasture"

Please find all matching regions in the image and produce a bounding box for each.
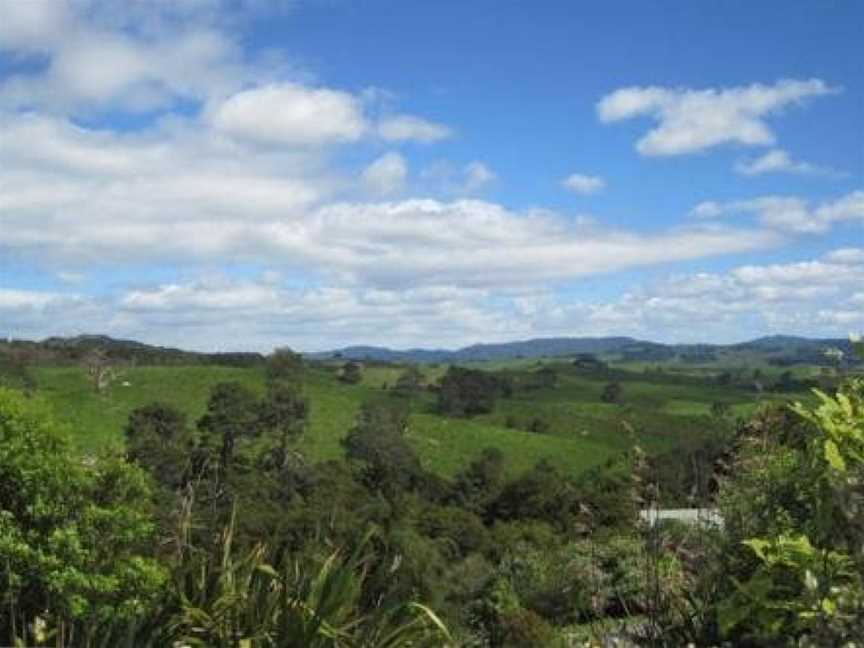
[23,359,807,479]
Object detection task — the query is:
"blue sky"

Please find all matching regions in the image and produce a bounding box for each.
[0,0,862,351]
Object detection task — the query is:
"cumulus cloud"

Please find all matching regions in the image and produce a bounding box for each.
[0,110,779,286]
[362,152,408,196]
[533,248,864,343]
[735,149,841,177]
[378,114,452,142]
[690,191,864,234]
[562,173,605,195]
[826,248,864,265]
[42,277,517,351]
[0,1,253,114]
[0,288,102,342]
[209,82,368,145]
[0,2,450,148]
[1,3,856,349]
[598,79,839,156]
[0,0,71,51]
[5,248,862,350]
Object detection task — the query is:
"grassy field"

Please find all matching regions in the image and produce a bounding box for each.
[21,359,808,479]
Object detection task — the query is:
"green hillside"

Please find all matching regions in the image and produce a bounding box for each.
[25,359,807,479]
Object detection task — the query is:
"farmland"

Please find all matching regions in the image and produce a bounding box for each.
[16,356,812,478]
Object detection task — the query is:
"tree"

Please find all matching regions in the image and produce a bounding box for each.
[259,348,309,466]
[125,402,192,489]
[573,353,607,371]
[197,382,260,473]
[0,388,166,645]
[492,460,578,530]
[259,383,308,464]
[83,348,115,394]
[438,366,499,417]
[339,361,363,385]
[451,447,506,518]
[601,381,622,404]
[533,367,558,390]
[342,400,423,495]
[266,347,305,393]
[392,365,424,399]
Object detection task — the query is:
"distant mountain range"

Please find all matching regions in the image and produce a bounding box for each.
[1,333,859,367]
[310,334,861,366]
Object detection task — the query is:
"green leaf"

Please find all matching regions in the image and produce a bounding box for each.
[824,439,846,472]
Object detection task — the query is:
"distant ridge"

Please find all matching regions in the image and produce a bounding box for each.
[1,333,858,367]
[0,334,265,367]
[311,334,860,365]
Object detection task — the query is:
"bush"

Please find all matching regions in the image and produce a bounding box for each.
[601,382,622,404]
[438,366,500,417]
[0,388,167,645]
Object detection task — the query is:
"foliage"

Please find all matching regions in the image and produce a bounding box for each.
[84,348,116,394]
[718,534,860,643]
[391,365,424,399]
[491,460,579,531]
[437,366,500,417]
[601,381,622,404]
[450,447,505,519]
[342,400,423,496]
[197,381,261,471]
[259,384,309,461]
[532,367,558,390]
[266,347,306,393]
[3,349,845,645]
[340,361,364,385]
[0,387,167,646]
[717,375,864,644]
[169,512,453,648]
[125,401,192,489]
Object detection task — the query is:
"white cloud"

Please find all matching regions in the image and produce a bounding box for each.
[0,111,780,286]
[419,160,497,195]
[0,288,102,342]
[825,248,864,265]
[735,149,840,177]
[4,247,862,350]
[0,1,251,114]
[815,190,864,225]
[1,4,857,350]
[0,0,71,51]
[0,113,163,176]
[462,161,497,192]
[122,279,281,312]
[266,200,778,289]
[0,0,449,147]
[362,152,408,196]
[0,289,70,310]
[210,82,368,145]
[562,173,605,195]
[598,79,839,156]
[690,191,864,234]
[114,278,520,350]
[378,114,452,142]
[539,249,864,343]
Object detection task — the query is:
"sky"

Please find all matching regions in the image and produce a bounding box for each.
[0,0,862,352]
